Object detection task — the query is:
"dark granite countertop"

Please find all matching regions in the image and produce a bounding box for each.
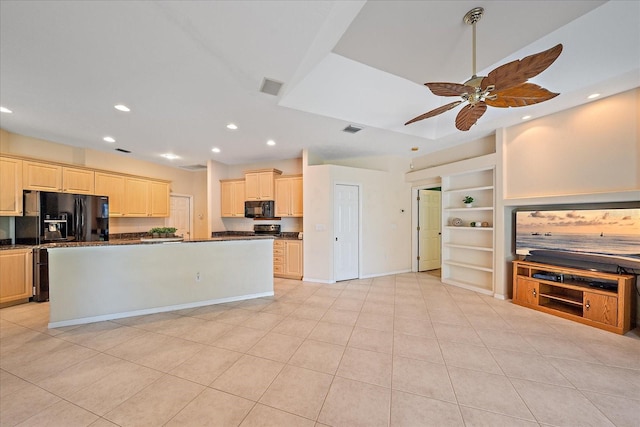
[0,235,275,251]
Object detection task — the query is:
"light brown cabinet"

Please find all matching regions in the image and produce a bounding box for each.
[95,172,125,216]
[0,248,33,305]
[275,175,303,217]
[62,167,95,194]
[273,239,303,279]
[123,178,169,217]
[0,156,23,216]
[245,169,281,201]
[513,260,633,334]
[220,179,246,217]
[23,160,62,191]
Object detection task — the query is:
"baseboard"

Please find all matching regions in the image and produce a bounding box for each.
[48,291,274,329]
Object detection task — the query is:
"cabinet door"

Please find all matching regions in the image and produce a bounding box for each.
[232,181,245,216]
[584,292,618,326]
[95,172,125,216]
[290,177,303,217]
[221,180,245,217]
[258,172,274,199]
[23,160,62,191]
[221,181,234,217]
[62,167,95,194]
[0,157,23,216]
[124,177,149,216]
[275,179,291,217]
[0,249,33,304]
[149,181,170,217]
[284,240,303,278]
[515,277,538,306]
[245,173,259,200]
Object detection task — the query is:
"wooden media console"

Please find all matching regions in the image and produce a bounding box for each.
[512,260,634,334]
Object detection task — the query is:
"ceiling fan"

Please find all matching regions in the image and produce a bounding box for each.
[405,7,562,131]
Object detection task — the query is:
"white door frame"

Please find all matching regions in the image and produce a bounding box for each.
[167,193,194,239]
[333,182,361,282]
[411,181,442,272]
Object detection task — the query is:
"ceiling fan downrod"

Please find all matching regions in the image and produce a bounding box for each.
[463,7,484,78]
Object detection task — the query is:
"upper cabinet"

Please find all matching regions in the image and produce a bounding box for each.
[244,169,282,201]
[95,172,125,217]
[62,167,95,194]
[23,160,62,192]
[221,179,246,217]
[0,156,23,216]
[148,181,170,217]
[123,177,170,217]
[275,175,303,217]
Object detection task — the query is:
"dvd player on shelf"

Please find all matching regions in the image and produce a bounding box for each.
[532,272,564,282]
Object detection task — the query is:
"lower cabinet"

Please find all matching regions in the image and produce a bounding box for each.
[0,249,33,305]
[273,240,303,280]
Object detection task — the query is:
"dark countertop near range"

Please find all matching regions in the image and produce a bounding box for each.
[211,231,302,240]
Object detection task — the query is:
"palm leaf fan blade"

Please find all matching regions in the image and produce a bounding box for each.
[481,44,563,92]
[425,82,475,97]
[485,83,559,108]
[455,102,487,131]
[404,101,463,125]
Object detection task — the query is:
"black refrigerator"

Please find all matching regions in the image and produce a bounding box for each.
[15,190,109,301]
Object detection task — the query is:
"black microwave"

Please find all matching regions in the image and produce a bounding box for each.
[244,200,274,218]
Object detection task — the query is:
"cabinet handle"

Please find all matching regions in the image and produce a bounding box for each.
[532,289,537,297]
[585,300,590,310]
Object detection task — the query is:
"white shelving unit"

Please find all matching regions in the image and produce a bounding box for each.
[441,168,495,294]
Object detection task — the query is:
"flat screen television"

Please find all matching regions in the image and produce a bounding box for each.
[515,203,640,274]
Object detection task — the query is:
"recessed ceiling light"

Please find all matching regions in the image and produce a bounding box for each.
[161,153,180,160]
[411,147,419,152]
[522,115,532,120]
[587,93,600,99]
[226,123,238,130]
[114,104,131,112]
[212,147,221,153]
[103,136,116,143]
[267,140,276,146]
[0,106,13,113]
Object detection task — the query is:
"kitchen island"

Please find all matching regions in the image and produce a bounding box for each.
[47,237,274,328]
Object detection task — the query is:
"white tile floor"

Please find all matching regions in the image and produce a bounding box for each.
[1,273,639,426]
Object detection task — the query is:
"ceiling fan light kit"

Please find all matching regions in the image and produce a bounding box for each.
[406,7,562,131]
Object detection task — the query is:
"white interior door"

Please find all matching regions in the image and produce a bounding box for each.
[167,195,191,239]
[418,189,441,271]
[334,184,359,281]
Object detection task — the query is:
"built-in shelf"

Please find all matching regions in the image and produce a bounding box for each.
[441,167,495,294]
[443,260,493,273]
[443,243,493,252]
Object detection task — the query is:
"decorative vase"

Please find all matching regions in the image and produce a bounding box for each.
[465,203,473,208]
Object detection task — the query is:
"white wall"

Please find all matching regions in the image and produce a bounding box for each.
[303,153,412,282]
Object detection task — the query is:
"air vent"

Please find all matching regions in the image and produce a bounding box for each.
[115,148,131,153]
[342,125,363,134]
[180,164,207,171]
[260,78,283,96]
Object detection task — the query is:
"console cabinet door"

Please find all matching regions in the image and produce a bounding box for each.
[515,277,538,307]
[583,292,618,326]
